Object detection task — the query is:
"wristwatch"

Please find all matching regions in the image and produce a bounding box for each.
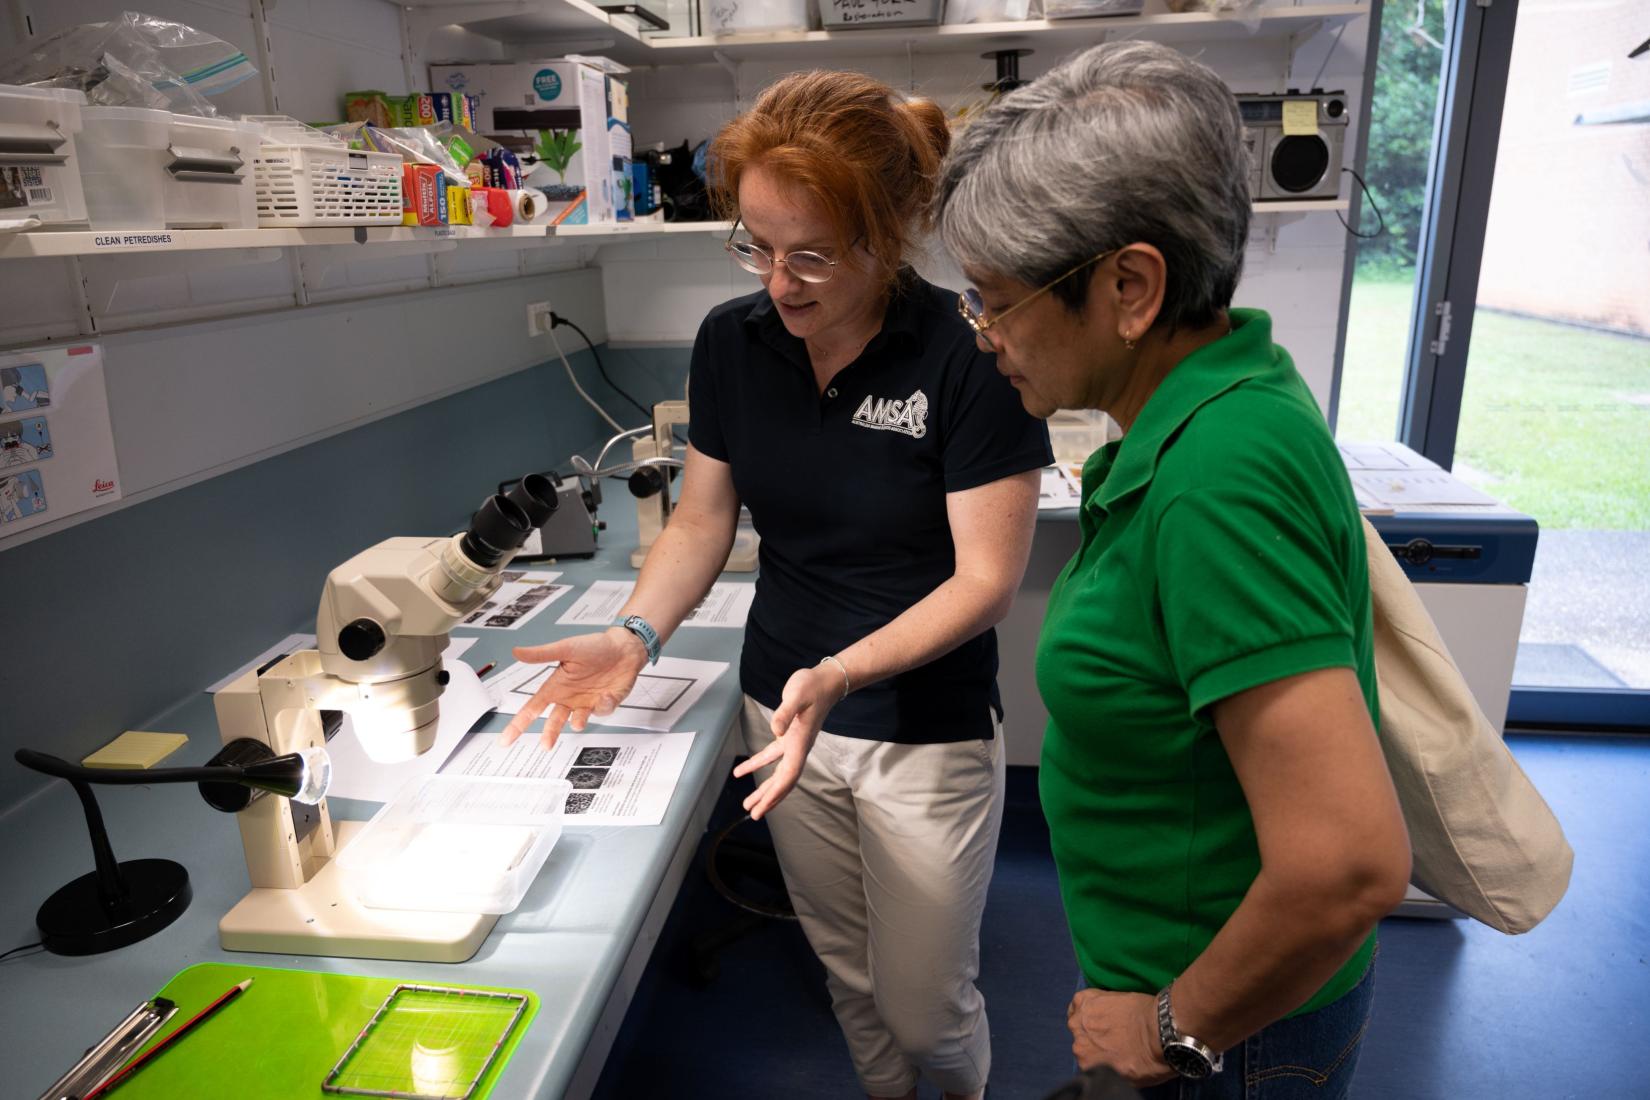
[1156,985,1223,1080]
[614,614,661,665]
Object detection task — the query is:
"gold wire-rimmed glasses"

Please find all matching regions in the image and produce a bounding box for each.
[958,250,1119,337]
[724,217,845,284]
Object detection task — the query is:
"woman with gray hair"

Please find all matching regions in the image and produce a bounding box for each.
[934,41,1412,1098]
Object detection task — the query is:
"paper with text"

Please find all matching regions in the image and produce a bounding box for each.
[486,654,728,732]
[442,729,697,825]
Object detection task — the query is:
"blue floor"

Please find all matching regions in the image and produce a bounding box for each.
[592,734,1650,1099]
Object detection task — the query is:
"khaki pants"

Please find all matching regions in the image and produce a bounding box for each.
[741,695,1006,1097]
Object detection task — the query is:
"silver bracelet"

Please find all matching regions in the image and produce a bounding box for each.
[818,654,851,701]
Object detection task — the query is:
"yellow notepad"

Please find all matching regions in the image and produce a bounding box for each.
[82,731,189,770]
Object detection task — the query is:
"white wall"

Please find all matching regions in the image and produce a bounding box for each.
[0,0,613,549]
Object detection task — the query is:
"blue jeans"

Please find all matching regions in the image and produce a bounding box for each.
[1137,957,1377,1100]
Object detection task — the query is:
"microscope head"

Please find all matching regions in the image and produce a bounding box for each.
[314,476,560,762]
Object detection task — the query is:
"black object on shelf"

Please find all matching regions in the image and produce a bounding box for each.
[13,741,317,956]
[984,48,1034,94]
[600,4,671,30]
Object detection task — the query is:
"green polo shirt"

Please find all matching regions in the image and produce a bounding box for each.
[1036,308,1377,1018]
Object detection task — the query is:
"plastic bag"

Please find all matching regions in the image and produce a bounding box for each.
[0,11,257,117]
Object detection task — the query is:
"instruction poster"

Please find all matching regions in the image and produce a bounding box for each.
[0,344,120,539]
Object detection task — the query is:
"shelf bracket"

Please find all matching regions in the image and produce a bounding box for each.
[713,49,744,111]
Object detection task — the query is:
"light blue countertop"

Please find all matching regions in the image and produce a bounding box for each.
[0,504,748,1100]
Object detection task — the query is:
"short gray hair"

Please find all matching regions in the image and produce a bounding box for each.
[934,40,1251,331]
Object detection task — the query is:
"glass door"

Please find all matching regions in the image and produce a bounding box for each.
[1454,3,1650,724]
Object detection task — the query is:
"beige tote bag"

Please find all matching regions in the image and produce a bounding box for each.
[1361,517,1573,934]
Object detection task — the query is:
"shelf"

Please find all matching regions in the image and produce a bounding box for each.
[418,1,1367,65]
[0,202,1341,260]
[555,220,734,237]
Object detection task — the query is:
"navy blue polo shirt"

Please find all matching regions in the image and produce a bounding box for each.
[688,271,1053,744]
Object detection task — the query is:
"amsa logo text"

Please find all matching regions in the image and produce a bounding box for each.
[851,389,928,439]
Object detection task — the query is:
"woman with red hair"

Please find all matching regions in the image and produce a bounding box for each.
[506,70,1051,1099]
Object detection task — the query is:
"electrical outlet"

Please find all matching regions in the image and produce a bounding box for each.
[526,301,553,337]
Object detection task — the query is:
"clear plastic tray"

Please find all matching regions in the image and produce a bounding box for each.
[337,773,572,914]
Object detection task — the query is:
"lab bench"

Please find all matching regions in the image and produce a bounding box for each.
[0,506,748,1100]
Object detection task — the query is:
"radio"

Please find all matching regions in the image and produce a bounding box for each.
[1238,91,1348,201]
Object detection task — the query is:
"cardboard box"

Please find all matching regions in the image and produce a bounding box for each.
[607,75,633,221]
[429,60,615,222]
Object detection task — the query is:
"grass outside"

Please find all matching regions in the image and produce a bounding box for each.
[1335,274,1650,530]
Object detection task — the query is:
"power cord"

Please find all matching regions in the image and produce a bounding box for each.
[546,322,626,434]
[1338,167,1387,240]
[1,941,43,962]
[550,313,652,422]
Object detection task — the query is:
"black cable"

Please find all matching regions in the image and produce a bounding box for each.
[0,942,43,962]
[551,314,652,422]
[1338,167,1387,240]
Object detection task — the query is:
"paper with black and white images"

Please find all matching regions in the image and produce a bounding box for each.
[457,570,570,630]
[442,728,697,826]
[677,582,755,628]
[557,579,754,628]
[486,654,728,732]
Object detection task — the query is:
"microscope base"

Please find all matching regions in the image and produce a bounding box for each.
[219,821,496,963]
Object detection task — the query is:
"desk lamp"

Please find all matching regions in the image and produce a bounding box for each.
[13,741,330,956]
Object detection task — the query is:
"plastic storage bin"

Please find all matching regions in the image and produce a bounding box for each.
[943,0,1028,23]
[1040,0,1143,17]
[76,106,260,229]
[0,84,89,227]
[248,115,403,227]
[337,773,573,915]
[819,0,942,27]
[705,0,811,33]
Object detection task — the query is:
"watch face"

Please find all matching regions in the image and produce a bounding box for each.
[1165,1041,1214,1080]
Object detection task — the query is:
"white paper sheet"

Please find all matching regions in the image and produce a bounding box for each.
[323,658,496,803]
[1038,465,1082,510]
[556,579,755,628]
[454,570,570,630]
[1350,469,1498,508]
[486,654,728,732]
[677,582,755,628]
[555,578,637,626]
[442,729,698,825]
[207,634,478,693]
[0,344,122,540]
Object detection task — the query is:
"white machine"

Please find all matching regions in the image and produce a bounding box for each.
[210,476,559,962]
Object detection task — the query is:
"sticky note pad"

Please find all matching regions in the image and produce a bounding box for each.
[1282,100,1319,136]
[82,731,189,770]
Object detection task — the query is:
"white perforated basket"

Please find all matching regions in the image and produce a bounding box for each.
[247,116,402,227]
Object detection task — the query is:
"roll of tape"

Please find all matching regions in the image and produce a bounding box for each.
[516,188,550,223]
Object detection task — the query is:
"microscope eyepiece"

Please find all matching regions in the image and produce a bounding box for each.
[504,473,560,528]
[460,494,532,568]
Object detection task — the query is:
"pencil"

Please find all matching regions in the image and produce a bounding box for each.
[85,978,253,1098]
[477,661,497,677]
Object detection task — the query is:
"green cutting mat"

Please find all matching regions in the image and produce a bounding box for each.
[107,963,537,1100]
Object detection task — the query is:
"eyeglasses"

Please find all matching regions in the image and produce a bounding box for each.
[958,250,1118,337]
[725,217,844,285]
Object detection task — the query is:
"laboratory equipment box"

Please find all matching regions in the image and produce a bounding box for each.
[705,0,812,32]
[0,84,89,227]
[819,0,943,28]
[248,116,403,227]
[76,106,261,230]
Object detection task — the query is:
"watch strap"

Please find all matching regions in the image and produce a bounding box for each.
[615,614,661,664]
[1156,985,1223,1078]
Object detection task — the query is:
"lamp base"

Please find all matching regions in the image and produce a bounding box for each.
[38,858,192,956]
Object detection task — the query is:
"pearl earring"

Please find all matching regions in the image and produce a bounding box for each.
[1123,333,1138,351]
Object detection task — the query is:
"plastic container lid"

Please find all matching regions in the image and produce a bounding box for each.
[0,84,89,107]
[337,773,573,915]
